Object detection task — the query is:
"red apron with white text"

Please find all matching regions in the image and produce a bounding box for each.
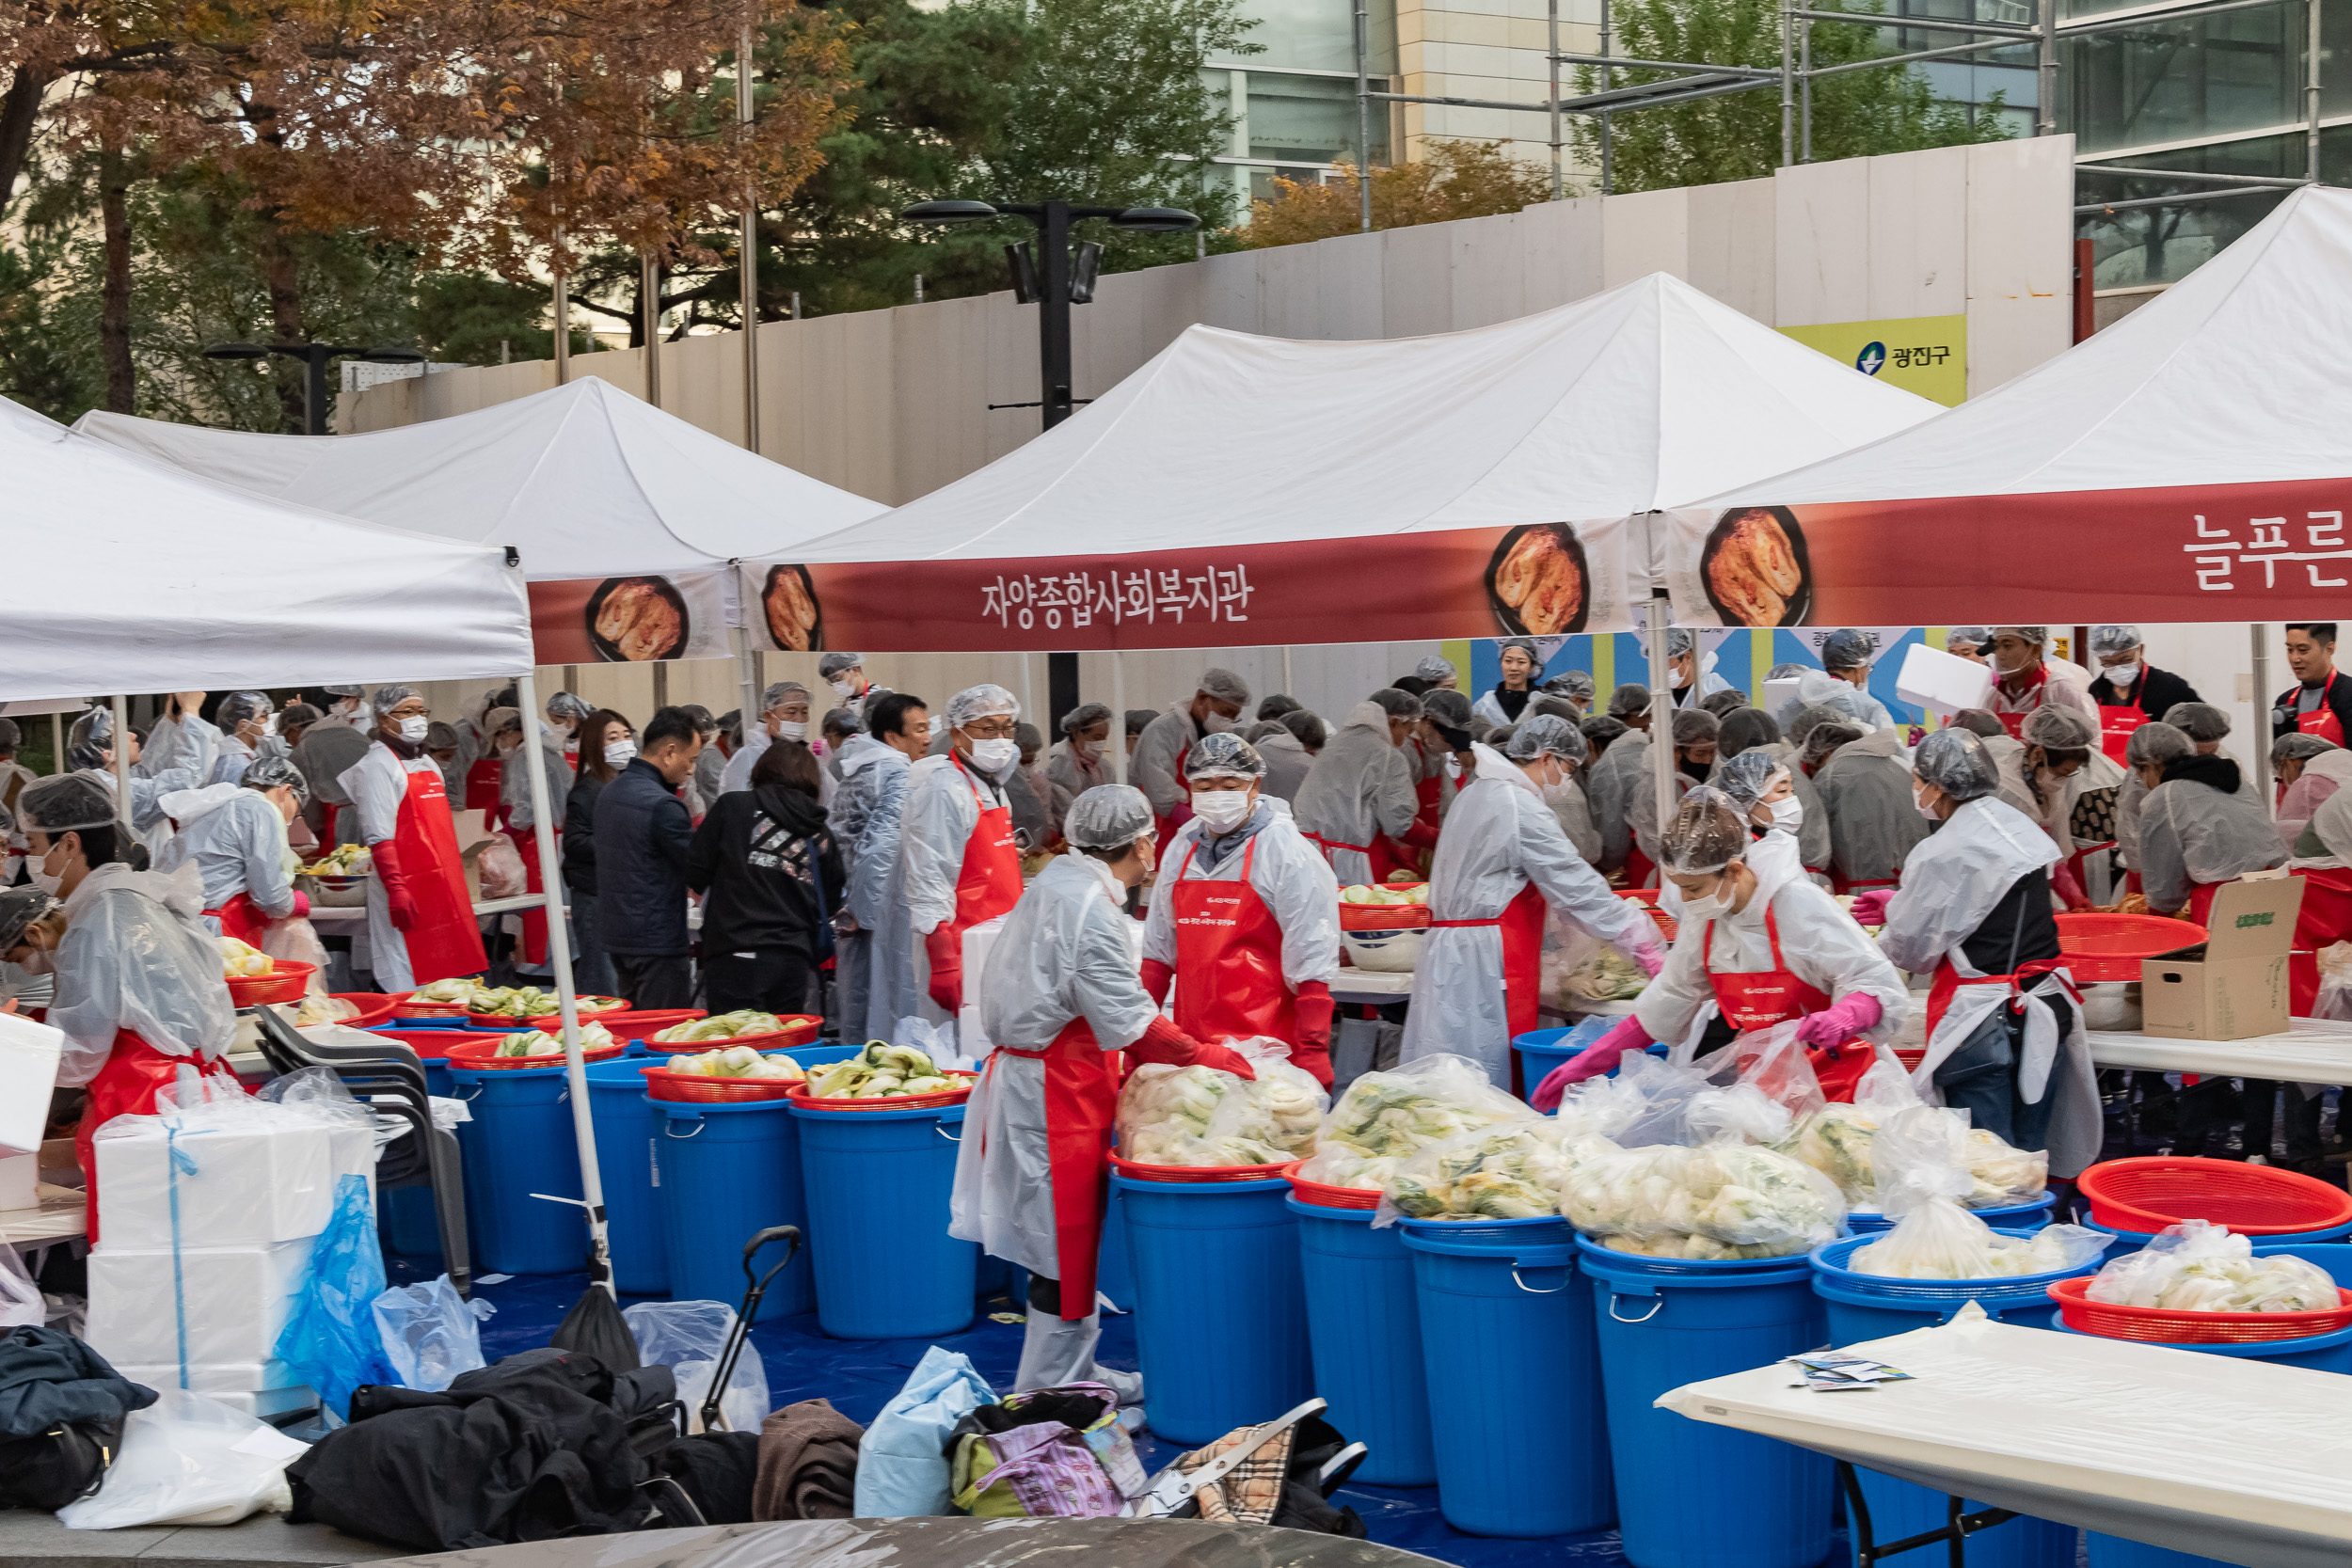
[1304,829,1399,885]
[2287,865,2352,1015]
[2297,672,2347,746]
[2097,705,2149,764]
[1170,837,1298,1050]
[949,764,1024,951]
[1922,956,2075,1074]
[995,1019,1122,1320]
[76,1030,244,1244]
[1705,906,1871,1100]
[202,893,267,947]
[1993,665,2052,741]
[396,765,489,984]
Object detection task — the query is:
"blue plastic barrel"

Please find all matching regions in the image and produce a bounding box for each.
[448,1060,584,1276]
[1114,1172,1312,1447]
[1579,1236,1830,1568]
[373,1029,469,1260]
[1845,1195,2057,1235]
[1402,1215,1608,1535]
[792,1098,975,1338]
[1095,1182,1136,1309]
[1512,1023,1662,1104]
[656,1095,810,1319]
[1290,1197,1437,1488]
[581,1059,668,1296]
[1811,1233,2095,1568]
[2086,1537,2265,1568]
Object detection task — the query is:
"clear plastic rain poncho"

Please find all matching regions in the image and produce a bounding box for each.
[842,745,918,1044]
[43,845,236,1087]
[1813,723,1931,887]
[1583,722,1649,874]
[1292,699,1421,887]
[2137,750,2286,911]
[2117,721,2191,868]
[151,784,299,919]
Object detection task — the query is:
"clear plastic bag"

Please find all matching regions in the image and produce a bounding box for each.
[1851,1105,2106,1280]
[0,1242,40,1329]
[1560,1136,1845,1260]
[1781,1057,1925,1207]
[372,1274,496,1392]
[1116,1040,1327,1168]
[259,914,331,978]
[477,833,527,900]
[1302,1052,1534,1190]
[56,1386,309,1529]
[1375,1119,1581,1227]
[624,1299,769,1433]
[2086,1219,2341,1312]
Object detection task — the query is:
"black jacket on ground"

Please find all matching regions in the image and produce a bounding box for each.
[2089,665,2199,720]
[0,1325,153,1437]
[561,771,609,897]
[593,758,694,956]
[686,783,842,957]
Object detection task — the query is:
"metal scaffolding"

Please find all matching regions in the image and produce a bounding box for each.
[1350,0,2324,228]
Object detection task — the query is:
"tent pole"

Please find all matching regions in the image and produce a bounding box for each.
[1021,652,1035,732]
[2251,623,2272,802]
[733,627,760,751]
[514,668,613,1293]
[1643,518,1675,878]
[1283,645,1295,698]
[51,711,64,775]
[111,696,132,827]
[1112,651,1128,786]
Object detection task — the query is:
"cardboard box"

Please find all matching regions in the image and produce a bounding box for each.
[2140,872,2306,1041]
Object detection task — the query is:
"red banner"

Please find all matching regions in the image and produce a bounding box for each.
[739,519,1635,653]
[524,571,733,664]
[1663,477,2352,627]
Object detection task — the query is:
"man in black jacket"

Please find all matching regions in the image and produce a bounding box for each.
[593,705,701,1009]
[2273,622,2352,746]
[2086,624,2199,721]
[686,740,843,1015]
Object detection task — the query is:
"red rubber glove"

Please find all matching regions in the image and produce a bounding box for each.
[1399,817,1441,853]
[1129,1015,1257,1079]
[372,840,418,932]
[1794,992,1883,1049]
[924,926,962,1013]
[2051,860,2092,913]
[1849,888,1893,927]
[1139,958,1175,1006]
[1290,981,1335,1088]
[1532,1014,1653,1111]
[288,891,310,920]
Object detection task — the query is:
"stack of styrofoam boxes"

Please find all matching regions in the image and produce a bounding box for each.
[85,1100,376,1418]
[0,1012,64,1210]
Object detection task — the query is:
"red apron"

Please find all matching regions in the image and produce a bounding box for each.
[2296,672,2347,746]
[2287,865,2352,1015]
[76,1030,244,1244]
[497,805,550,967]
[463,756,502,815]
[394,765,488,984]
[996,1019,1122,1320]
[949,762,1024,950]
[1169,838,1296,1049]
[2185,879,2223,929]
[1152,741,1192,850]
[2097,705,2149,764]
[1304,830,1396,886]
[202,893,267,946]
[1993,664,2051,741]
[1622,845,1658,892]
[1432,881,1549,1043]
[1922,957,2075,1073]
[1704,905,1872,1101]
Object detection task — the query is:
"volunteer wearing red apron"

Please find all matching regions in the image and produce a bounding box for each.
[151,754,310,945]
[462,699,511,816]
[339,686,487,994]
[1131,670,1252,847]
[1589,684,1661,886]
[1401,716,1666,1092]
[1140,733,1341,1086]
[10,776,240,1238]
[1983,626,2100,741]
[2085,624,2199,764]
[1868,727,2101,1175]
[951,784,1258,1395]
[898,684,1030,1021]
[1537,784,1904,1104]
[2272,623,2352,750]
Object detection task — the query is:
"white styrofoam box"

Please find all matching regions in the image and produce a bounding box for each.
[113,1360,304,1396]
[957,914,1010,1062]
[95,1120,337,1249]
[1896,642,1994,717]
[0,1011,64,1156]
[85,1240,314,1369]
[163,1386,317,1420]
[1762,677,1804,716]
[0,1151,36,1211]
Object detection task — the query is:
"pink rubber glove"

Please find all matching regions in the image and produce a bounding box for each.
[1794,992,1883,1049]
[1624,925,1666,978]
[1532,1015,1654,1111]
[1848,889,1892,927]
[288,891,310,920]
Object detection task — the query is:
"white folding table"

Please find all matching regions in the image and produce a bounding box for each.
[1659,1314,2352,1568]
[2089,1018,2352,1088]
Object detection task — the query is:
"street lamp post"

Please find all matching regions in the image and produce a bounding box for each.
[201,341,426,435]
[900,198,1199,431]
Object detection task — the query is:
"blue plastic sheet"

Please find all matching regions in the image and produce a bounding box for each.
[278,1174,398,1418]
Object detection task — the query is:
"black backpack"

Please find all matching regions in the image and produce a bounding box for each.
[0,1415,129,1510]
[0,1325,156,1511]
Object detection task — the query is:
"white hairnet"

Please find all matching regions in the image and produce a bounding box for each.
[241,752,307,798]
[818,651,863,679]
[1414,656,1457,684]
[1198,668,1250,707]
[1767,662,1809,681]
[1990,626,2047,647]
[762,680,811,710]
[1802,720,1868,771]
[485,705,522,737]
[1422,689,1474,733]
[2128,721,2193,767]
[1550,670,1597,703]
[0,887,57,951]
[1503,713,1585,763]
[1944,627,1992,652]
[1370,688,1424,721]
[1669,708,1720,748]
[216,691,271,729]
[946,684,1020,730]
[1665,628,1696,658]
[1498,637,1544,675]
[1185,731,1266,781]
[1712,748,1788,809]
[1608,683,1651,720]
[323,685,362,698]
[547,690,595,722]
[1912,728,1999,802]
[1661,784,1749,876]
[20,773,119,834]
[2021,705,2095,752]
[2089,625,2142,658]
[1820,628,1874,672]
[1718,707,1781,755]
[1066,784,1153,849]
[2273,731,2340,766]
[2163,702,2231,743]
[372,684,421,716]
[1059,702,1112,736]
[67,708,112,770]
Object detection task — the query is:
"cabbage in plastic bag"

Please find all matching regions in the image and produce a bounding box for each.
[2086,1219,2341,1313]
[1116,1039,1326,1168]
[1295,1052,1532,1190]
[1776,1055,1922,1204]
[1850,1106,2105,1279]
[1375,1121,1580,1225]
[1559,1137,1845,1259]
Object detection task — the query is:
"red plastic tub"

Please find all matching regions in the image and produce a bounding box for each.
[1111,1151,1292,1184]
[2077,1156,2352,1236]
[596,1009,707,1044]
[789,1069,976,1112]
[2053,912,2207,982]
[224,960,315,1008]
[2047,1275,2352,1342]
[1617,888,1680,942]
[642,1062,808,1103]
[444,1035,627,1072]
[634,1015,822,1053]
[372,1027,476,1063]
[1280,1159,1380,1210]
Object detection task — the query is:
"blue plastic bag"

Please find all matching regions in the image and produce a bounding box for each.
[853,1346,997,1517]
[274,1174,398,1418]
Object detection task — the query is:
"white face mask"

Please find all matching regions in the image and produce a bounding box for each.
[1539,763,1576,806]
[1914,784,1942,820]
[1671,665,1692,689]
[2105,661,2142,688]
[25,841,65,897]
[830,678,857,699]
[605,739,637,768]
[1191,789,1253,832]
[775,720,806,741]
[398,715,431,744]
[1682,877,1735,922]
[1766,797,1804,832]
[1201,711,1236,735]
[15,946,53,976]
[1442,752,1462,783]
[968,737,1020,774]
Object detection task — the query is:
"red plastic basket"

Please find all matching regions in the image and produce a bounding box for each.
[2077,1156,2352,1235]
[396,992,473,1018]
[1338,898,1430,933]
[1110,1151,1291,1183]
[372,1027,476,1063]
[1617,888,1680,942]
[642,1063,807,1103]
[224,959,315,1007]
[789,1069,977,1111]
[2047,1275,2352,1342]
[1280,1159,1381,1210]
[444,1035,627,1071]
[596,1008,707,1043]
[637,1016,822,1053]
[326,992,398,1029]
[2053,912,2208,982]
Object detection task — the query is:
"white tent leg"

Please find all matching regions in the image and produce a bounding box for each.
[1112,652,1128,785]
[2251,623,2271,803]
[111,696,132,826]
[1645,604,1674,877]
[732,627,759,746]
[515,668,613,1291]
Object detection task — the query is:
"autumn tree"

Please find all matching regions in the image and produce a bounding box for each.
[1238,139,1556,250]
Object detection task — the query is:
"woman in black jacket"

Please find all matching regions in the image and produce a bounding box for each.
[686,738,843,1015]
[562,708,633,997]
